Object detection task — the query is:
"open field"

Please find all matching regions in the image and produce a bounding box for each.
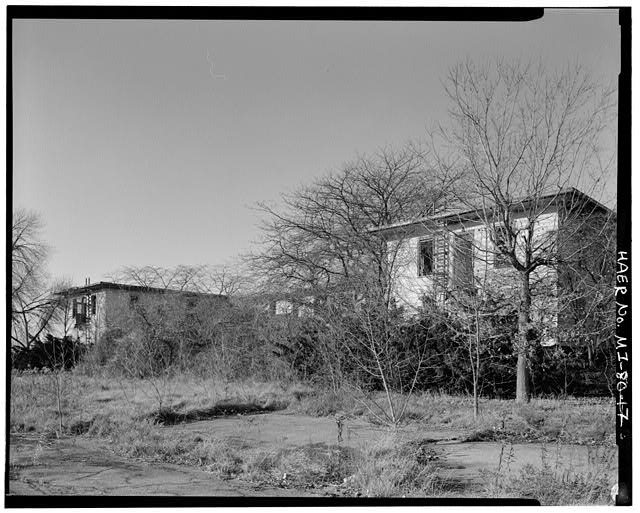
[9,371,617,503]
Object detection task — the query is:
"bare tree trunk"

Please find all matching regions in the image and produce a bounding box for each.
[468,308,481,420]
[473,382,479,419]
[516,271,531,403]
[474,309,480,419]
[56,374,63,435]
[372,339,397,425]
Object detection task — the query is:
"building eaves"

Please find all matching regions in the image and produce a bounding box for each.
[57,281,226,299]
[371,187,612,236]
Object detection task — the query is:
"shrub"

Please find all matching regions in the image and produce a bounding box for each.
[79,328,124,371]
[11,335,85,371]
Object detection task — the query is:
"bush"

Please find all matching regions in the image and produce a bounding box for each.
[529,342,615,397]
[11,335,85,371]
[73,301,615,399]
[271,321,326,382]
[395,311,614,399]
[76,328,124,374]
[111,332,176,378]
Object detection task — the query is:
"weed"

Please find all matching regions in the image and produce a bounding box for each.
[244,443,356,489]
[490,463,613,504]
[32,442,43,466]
[484,442,616,505]
[8,462,23,481]
[349,436,442,497]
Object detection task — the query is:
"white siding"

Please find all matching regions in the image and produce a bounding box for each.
[387,211,560,323]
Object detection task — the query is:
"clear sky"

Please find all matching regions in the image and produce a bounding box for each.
[12,9,620,285]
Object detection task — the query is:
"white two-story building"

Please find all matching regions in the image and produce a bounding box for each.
[375,187,612,345]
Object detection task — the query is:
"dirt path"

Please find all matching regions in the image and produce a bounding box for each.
[8,413,617,497]
[436,439,616,486]
[8,434,319,497]
[173,412,460,449]
[173,413,616,481]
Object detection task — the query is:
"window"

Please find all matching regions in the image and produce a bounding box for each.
[74,297,87,325]
[452,232,474,290]
[75,298,87,315]
[418,239,434,276]
[130,294,140,309]
[91,295,97,315]
[493,226,512,269]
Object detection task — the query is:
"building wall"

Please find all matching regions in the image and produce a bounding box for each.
[103,289,136,332]
[66,288,184,343]
[63,289,108,344]
[387,211,559,334]
[52,285,226,345]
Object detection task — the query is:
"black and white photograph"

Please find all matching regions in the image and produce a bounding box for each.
[7,6,630,506]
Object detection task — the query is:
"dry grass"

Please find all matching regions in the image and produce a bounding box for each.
[242,443,357,490]
[287,388,361,417]
[483,443,616,505]
[348,436,444,497]
[9,370,616,502]
[86,416,440,497]
[10,371,615,446]
[10,370,295,435]
[289,388,615,445]
[400,392,614,445]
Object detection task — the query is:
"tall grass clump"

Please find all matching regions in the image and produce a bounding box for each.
[484,443,616,505]
[349,437,442,497]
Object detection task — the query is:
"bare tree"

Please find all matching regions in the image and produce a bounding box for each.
[319,281,446,425]
[110,263,248,296]
[432,59,616,402]
[251,144,456,298]
[11,238,78,435]
[11,209,57,350]
[447,281,514,419]
[251,144,459,423]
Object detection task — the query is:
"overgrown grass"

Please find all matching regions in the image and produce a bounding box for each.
[287,388,361,417]
[400,392,614,445]
[243,443,357,489]
[289,388,614,445]
[10,370,616,502]
[80,414,442,497]
[10,370,296,435]
[348,437,444,497]
[10,371,615,446]
[483,443,616,505]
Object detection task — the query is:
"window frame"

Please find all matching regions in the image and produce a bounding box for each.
[417,238,434,277]
[452,230,475,289]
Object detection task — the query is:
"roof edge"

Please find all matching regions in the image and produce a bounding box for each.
[56,281,226,298]
[372,187,613,235]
